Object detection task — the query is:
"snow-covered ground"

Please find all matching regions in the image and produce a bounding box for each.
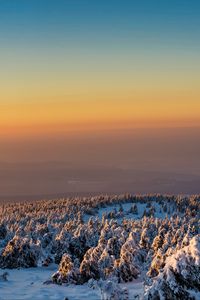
[0,194,199,299]
[0,265,100,300]
[96,201,168,220]
[0,266,143,300]
[84,200,174,223]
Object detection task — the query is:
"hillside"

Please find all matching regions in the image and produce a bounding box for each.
[0,194,199,299]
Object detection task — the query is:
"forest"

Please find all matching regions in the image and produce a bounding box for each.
[0,194,199,299]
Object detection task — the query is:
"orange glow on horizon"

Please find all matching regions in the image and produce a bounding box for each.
[1,95,200,138]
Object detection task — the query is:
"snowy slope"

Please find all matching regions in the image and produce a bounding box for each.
[0,266,143,300]
[0,194,199,300]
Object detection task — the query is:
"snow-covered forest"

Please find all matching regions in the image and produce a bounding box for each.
[0,194,200,299]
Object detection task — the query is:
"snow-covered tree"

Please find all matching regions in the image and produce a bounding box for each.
[52,253,80,284]
[0,235,39,268]
[144,236,200,299]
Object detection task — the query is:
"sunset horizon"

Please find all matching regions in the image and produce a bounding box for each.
[1,1,200,137]
[0,2,200,299]
[1,1,200,198]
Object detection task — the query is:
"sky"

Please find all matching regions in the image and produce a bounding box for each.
[0,0,200,198]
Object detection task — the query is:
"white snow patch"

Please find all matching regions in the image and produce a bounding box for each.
[0,266,143,300]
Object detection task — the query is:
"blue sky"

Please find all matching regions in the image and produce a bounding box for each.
[0,0,200,47]
[0,1,200,196]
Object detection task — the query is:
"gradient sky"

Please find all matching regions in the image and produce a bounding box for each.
[0,1,200,197]
[1,0,200,133]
